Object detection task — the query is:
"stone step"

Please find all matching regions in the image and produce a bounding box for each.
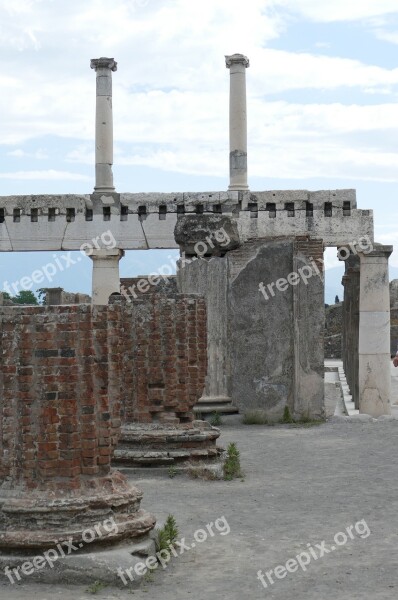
[193,404,239,414]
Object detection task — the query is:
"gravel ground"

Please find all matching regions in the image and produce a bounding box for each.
[1,412,398,600]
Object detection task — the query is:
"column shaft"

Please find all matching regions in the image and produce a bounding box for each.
[89,249,124,305]
[225,54,250,191]
[358,245,392,416]
[90,57,117,193]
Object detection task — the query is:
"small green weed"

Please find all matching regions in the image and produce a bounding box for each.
[223,442,243,480]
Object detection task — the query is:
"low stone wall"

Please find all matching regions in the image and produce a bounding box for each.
[44,287,91,304]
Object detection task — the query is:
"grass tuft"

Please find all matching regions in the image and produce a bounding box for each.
[242,410,270,425]
[223,442,243,480]
[209,411,223,426]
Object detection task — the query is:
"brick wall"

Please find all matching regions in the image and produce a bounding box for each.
[0,305,123,489]
[0,295,207,488]
[116,293,207,425]
[294,236,325,267]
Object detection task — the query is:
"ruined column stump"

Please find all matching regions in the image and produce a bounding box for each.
[0,305,155,584]
[111,293,222,469]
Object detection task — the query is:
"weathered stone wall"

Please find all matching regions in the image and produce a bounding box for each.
[390,281,398,356]
[292,237,325,418]
[325,303,343,358]
[390,280,398,308]
[121,276,178,297]
[44,287,91,305]
[227,239,295,417]
[391,307,398,356]
[178,236,325,420]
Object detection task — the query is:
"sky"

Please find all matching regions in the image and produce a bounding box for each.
[0,0,398,302]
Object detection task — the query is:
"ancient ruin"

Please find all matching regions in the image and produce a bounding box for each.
[0,53,394,582]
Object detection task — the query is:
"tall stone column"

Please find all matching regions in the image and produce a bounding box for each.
[225,54,250,191]
[89,249,124,305]
[358,245,392,417]
[90,57,117,193]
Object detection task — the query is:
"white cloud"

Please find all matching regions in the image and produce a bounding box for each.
[1,0,398,187]
[373,28,398,45]
[7,148,48,159]
[0,170,90,181]
[274,0,398,22]
[251,49,398,94]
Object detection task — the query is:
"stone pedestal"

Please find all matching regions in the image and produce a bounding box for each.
[358,245,392,417]
[89,248,124,305]
[114,422,221,467]
[225,54,250,191]
[90,57,117,193]
[0,305,155,556]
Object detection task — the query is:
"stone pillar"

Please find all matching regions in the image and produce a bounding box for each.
[341,255,360,409]
[341,274,349,377]
[292,238,325,419]
[177,257,237,415]
[90,57,117,193]
[225,53,250,191]
[358,245,392,417]
[89,249,124,305]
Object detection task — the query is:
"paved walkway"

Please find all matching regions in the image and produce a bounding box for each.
[2,416,398,599]
[325,358,398,411]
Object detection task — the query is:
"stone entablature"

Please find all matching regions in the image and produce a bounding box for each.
[0,189,372,251]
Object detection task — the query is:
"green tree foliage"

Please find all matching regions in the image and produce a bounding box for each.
[3,290,39,305]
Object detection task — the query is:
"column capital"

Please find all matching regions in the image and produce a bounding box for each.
[225,53,250,69]
[86,248,124,260]
[90,57,118,72]
[357,244,393,259]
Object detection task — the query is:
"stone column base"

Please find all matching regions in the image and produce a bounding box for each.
[193,396,239,415]
[0,471,155,549]
[113,421,222,467]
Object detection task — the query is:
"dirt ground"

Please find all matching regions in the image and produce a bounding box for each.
[1,407,398,600]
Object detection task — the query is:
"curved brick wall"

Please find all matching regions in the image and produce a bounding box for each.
[0,305,155,549]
